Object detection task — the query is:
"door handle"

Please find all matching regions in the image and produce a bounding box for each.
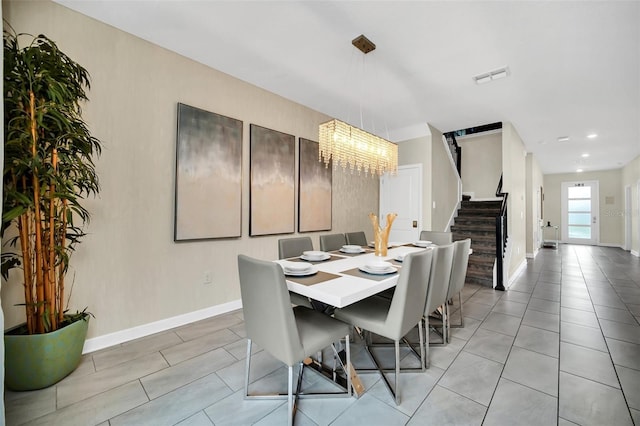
[593,216,597,224]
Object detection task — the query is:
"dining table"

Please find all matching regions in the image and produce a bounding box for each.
[275,243,431,308]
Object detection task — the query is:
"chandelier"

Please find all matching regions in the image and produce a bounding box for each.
[319,119,398,176]
[318,35,398,176]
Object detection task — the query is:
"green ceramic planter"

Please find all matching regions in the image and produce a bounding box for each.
[4,315,89,391]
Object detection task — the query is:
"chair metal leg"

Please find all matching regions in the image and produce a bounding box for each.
[418,318,426,372]
[428,305,447,346]
[394,340,400,405]
[425,321,431,369]
[345,335,352,397]
[244,337,352,406]
[449,291,465,329]
[244,339,252,398]
[287,365,294,426]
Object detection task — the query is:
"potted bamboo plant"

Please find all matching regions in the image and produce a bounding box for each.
[2,27,102,390]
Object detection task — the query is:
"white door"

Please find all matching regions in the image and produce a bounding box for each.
[561,180,599,245]
[379,164,422,243]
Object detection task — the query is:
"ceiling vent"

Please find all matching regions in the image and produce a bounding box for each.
[474,66,510,84]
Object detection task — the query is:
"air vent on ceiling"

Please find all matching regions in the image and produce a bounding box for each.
[474,66,510,84]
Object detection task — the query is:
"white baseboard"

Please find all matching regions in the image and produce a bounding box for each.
[631,250,639,257]
[599,243,624,249]
[506,258,527,289]
[82,299,243,354]
[526,248,539,259]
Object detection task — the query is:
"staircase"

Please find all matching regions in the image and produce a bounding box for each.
[451,196,503,287]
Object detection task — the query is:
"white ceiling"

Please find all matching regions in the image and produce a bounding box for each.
[55,0,640,174]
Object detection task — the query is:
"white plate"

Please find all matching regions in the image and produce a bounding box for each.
[359,265,397,275]
[281,261,312,273]
[340,247,365,254]
[303,250,327,257]
[395,254,406,262]
[365,260,393,270]
[285,266,318,277]
[413,240,432,247]
[342,244,362,251]
[301,253,330,261]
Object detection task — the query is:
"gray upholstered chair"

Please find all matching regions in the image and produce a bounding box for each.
[445,238,472,339]
[333,249,433,404]
[237,255,352,426]
[278,237,314,308]
[278,236,314,259]
[419,230,453,245]
[345,231,367,246]
[423,243,455,365]
[319,233,346,251]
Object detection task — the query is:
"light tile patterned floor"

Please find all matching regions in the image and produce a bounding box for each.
[5,245,640,425]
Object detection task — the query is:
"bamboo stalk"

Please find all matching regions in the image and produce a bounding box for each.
[29,91,46,333]
[48,149,58,330]
[58,198,68,324]
[17,175,35,333]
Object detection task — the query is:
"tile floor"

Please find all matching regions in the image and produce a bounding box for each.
[5,245,640,425]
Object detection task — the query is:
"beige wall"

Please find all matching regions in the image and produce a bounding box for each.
[502,123,527,279]
[398,133,432,229]
[622,155,640,255]
[429,125,460,231]
[543,169,624,246]
[459,132,502,199]
[1,1,378,339]
[526,153,544,256]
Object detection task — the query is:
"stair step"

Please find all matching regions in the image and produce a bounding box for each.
[451,225,495,234]
[461,200,502,209]
[455,217,496,225]
[466,274,494,287]
[458,207,500,217]
[454,233,496,243]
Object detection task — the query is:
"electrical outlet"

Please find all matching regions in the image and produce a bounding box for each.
[203,271,212,285]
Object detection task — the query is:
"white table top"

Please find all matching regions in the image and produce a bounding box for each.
[276,245,429,308]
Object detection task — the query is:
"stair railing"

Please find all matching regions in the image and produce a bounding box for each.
[444,133,462,177]
[495,175,508,291]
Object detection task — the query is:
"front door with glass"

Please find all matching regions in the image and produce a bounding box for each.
[561,181,599,245]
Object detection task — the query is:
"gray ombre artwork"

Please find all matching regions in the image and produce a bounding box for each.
[250,124,295,236]
[298,138,332,232]
[174,103,242,241]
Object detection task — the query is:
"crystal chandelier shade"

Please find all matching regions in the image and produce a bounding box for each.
[319,118,398,176]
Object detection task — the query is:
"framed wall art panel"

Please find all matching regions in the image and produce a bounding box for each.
[174,103,243,241]
[249,124,295,236]
[298,138,332,232]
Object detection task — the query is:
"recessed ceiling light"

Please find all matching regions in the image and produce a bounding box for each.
[581,153,590,158]
[557,136,570,142]
[587,133,598,139]
[576,169,583,173]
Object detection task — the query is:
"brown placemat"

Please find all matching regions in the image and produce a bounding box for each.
[286,271,342,286]
[287,255,343,264]
[341,267,399,281]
